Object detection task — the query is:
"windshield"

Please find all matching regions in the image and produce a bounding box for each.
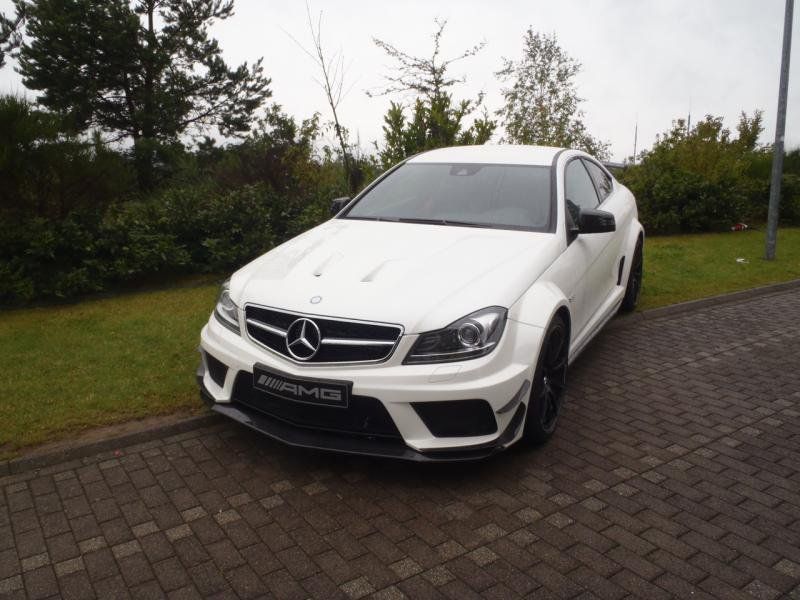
[343,163,553,231]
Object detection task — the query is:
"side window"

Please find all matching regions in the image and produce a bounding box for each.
[583,159,613,202]
[565,159,599,211]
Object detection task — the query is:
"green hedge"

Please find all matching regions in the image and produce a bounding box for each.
[0,183,330,305]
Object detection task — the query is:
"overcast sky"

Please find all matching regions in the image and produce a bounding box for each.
[1,0,797,161]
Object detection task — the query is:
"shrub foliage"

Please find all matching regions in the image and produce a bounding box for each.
[0,97,354,305]
[618,112,800,234]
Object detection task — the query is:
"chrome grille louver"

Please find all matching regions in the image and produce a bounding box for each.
[244,305,403,364]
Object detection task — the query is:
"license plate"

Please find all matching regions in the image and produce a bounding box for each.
[252,364,351,408]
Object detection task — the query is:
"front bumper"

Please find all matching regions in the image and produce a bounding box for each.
[198,362,525,461]
[198,311,544,461]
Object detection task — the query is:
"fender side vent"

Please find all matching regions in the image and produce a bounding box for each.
[617,256,626,286]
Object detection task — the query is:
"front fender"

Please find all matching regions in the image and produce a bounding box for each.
[508,280,570,331]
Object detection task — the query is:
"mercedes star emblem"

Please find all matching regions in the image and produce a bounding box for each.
[285,318,322,360]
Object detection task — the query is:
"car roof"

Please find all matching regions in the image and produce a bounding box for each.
[406,144,566,166]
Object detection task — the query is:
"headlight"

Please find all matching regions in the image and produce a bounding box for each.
[213,279,240,334]
[404,307,507,364]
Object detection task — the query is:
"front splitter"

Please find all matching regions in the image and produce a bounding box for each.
[198,365,525,462]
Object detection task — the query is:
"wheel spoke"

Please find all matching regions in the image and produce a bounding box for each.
[546,331,564,365]
[548,355,568,374]
[545,389,559,423]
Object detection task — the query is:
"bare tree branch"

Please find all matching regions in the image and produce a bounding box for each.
[367,19,486,99]
[284,2,355,192]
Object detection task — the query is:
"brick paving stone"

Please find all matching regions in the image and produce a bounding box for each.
[4,288,800,598]
[139,532,174,564]
[153,557,189,592]
[264,568,305,600]
[224,564,266,599]
[186,561,228,596]
[22,565,58,600]
[130,578,165,599]
[16,529,47,558]
[54,556,85,577]
[58,570,95,600]
[0,575,23,594]
[118,552,155,587]
[92,574,131,600]
[340,575,375,599]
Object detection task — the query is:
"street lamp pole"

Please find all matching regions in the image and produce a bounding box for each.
[765,0,794,260]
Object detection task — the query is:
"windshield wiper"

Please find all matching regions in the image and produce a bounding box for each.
[347,216,401,222]
[393,217,488,228]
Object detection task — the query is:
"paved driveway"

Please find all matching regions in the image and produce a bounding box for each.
[2,289,799,599]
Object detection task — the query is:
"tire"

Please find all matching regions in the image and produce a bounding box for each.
[523,315,569,445]
[619,239,643,313]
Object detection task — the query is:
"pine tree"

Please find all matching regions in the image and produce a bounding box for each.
[17,0,271,188]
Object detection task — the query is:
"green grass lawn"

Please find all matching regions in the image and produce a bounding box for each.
[639,228,800,310]
[0,280,220,458]
[1,228,798,458]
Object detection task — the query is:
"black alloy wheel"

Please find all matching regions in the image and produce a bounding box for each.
[523,315,569,444]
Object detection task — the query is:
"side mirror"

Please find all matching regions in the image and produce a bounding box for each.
[578,208,616,234]
[330,196,350,216]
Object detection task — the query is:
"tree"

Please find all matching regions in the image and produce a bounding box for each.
[497,28,608,158]
[0,95,135,220]
[288,4,357,193]
[378,97,494,168]
[0,1,25,68]
[370,19,495,167]
[17,0,271,188]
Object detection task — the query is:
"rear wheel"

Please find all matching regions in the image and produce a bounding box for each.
[620,239,643,313]
[523,315,569,445]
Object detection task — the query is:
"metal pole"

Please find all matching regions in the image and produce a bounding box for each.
[765,0,794,260]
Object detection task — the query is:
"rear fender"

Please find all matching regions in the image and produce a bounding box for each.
[620,221,645,285]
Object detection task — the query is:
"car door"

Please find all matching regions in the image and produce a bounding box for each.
[545,157,602,340]
[563,158,617,336]
[581,159,626,309]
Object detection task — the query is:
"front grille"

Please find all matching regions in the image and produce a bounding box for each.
[232,372,402,439]
[244,305,403,364]
[412,400,497,437]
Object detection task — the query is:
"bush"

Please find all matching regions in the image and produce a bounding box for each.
[0,100,364,306]
[618,112,800,234]
[0,184,294,305]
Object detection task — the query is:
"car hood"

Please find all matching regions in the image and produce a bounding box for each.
[232,219,561,333]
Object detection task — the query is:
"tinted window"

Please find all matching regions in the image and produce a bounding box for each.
[583,159,613,201]
[565,159,599,211]
[344,163,552,231]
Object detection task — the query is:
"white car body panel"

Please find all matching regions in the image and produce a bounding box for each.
[198,145,644,460]
[231,220,561,334]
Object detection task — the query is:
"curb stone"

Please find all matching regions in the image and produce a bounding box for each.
[0,414,221,478]
[605,278,800,332]
[2,277,798,477]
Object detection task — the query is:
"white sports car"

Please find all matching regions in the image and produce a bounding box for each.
[197,145,644,460]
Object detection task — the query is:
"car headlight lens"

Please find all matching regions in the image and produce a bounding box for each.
[213,279,240,334]
[404,306,507,364]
